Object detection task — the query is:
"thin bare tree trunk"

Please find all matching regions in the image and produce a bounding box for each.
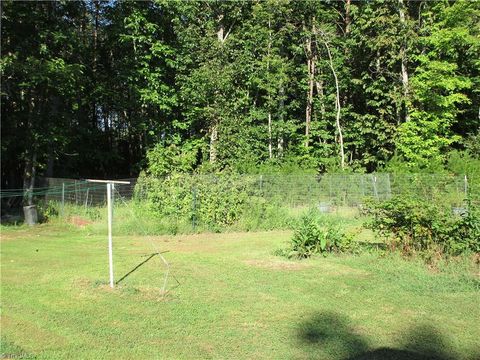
[93,1,99,72]
[345,0,351,34]
[399,0,410,122]
[267,17,273,159]
[277,84,285,157]
[209,123,218,163]
[277,136,284,156]
[315,79,326,121]
[268,111,273,159]
[208,18,226,164]
[319,35,345,169]
[217,23,224,43]
[305,26,315,148]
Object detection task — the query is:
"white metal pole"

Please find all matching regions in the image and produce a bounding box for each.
[107,183,114,288]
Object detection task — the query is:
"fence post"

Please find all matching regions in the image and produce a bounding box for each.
[386,173,392,199]
[61,183,65,216]
[464,175,468,198]
[360,175,365,197]
[372,175,379,200]
[192,186,197,232]
[74,180,78,205]
[328,176,332,204]
[84,188,89,210]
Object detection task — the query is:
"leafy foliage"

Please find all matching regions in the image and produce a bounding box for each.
[363,196,480,255]
[2,1,479,190]
[282,209,353,259]
[135,172,291,232]
[36,200,58,222]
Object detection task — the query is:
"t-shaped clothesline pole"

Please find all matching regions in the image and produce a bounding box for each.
[86,179,131,288]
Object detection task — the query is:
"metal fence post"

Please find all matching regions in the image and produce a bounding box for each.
[61,183,65,216]
[372,175,379,200]
[192,186,197,232]
[464,175,468,198]
[386,173,392,199]
[84,188,89,210]
[74,180,78,205]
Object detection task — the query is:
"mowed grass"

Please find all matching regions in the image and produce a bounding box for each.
[1,223,479,359]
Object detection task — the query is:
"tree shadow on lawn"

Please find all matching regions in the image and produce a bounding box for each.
[297,311,476,360]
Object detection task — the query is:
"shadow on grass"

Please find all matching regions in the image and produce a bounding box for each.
[297,311,473,360]
[116,252,159,284]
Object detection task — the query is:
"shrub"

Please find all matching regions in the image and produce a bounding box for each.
[363,196,479,256]
[36,200,59,222]
[446,200,480,255]
[282,209,352,259]
[134,172,288,232]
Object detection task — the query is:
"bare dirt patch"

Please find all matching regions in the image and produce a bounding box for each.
[69,216,92,227]
[244,259,309,271]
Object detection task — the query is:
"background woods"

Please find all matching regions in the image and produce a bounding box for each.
[2,0,479,190]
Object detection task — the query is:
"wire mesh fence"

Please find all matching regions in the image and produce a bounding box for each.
[1,173,475,230]
[40,177,137,206]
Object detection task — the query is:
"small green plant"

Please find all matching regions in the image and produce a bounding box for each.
[36,200,59,222]
[281,209,352,259]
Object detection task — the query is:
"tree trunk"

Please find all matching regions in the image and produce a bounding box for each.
[209,123,218,163]
[345,0,351,35]
[217,23,224,43]
[23,150,37,206]
[278,84,285,158]
[45,150,54,177]
[93,1,99,71]
[277,136,284,157]
[268,111,273,159]
[209,12,232,164]
[267,17,273,159]
[320,35,345,169]
[399,0,410,122]
[342,0,351,109]
[23,94,37,205]
[315,79,326,122]
[305,25,315,148]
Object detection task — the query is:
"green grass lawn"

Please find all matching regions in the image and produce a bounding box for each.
[1,223,479,359]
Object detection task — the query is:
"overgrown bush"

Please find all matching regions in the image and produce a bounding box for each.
[134,172,291,232]
[36,200,59,222]
[279,209,353,259]
[363,196,479,256]
[446,200,480,254]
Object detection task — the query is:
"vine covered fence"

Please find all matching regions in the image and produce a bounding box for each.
[1,173,475,230]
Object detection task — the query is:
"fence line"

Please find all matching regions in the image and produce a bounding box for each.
[1,173,473,221]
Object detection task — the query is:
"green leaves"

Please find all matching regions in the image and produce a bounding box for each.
[364,196,480,256]
[287,209,351,259]
[2,0,480,185]
[395,1,477,169]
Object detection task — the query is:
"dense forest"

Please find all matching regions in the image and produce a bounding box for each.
[2,0,479,190]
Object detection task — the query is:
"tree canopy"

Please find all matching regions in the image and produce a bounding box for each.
[2,0,479,190]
